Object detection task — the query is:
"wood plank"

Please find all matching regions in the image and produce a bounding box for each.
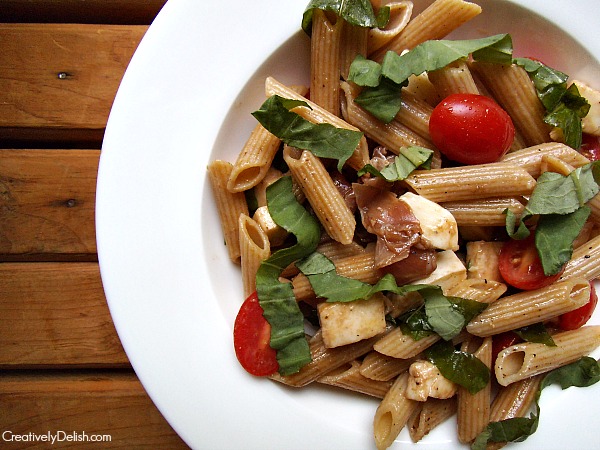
[1,0,167,25]
[0,371,188,448]
[0,149,98,257]
[0,262,129,368]
[0,24,146,143]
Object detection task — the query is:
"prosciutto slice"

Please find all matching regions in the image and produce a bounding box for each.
[353,183,423,268]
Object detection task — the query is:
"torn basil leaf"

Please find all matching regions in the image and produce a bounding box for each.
[302,0,389,35]
[425,340,490,394]
[252,95,363,171]
[472,357,600,450]
[357,146,434,181]
[256,176,321,375]
[425,293,488,341]
[348,34,512,123]
[513,323,556,347]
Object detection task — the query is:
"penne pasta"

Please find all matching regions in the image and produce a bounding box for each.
[374,326,441,359]
[408,397,457,442]
[467,278,591,337]
[560,234,600,281]
[373,372,420,450]
[207,160,249,263]
[501,141,590,178]
[317,360,393,398]
[495,326,600,386]
[238,214,270,298]
[367,1,413,55]
[442,197,525,227]
[340,19,368,80]
[359,351,415,381]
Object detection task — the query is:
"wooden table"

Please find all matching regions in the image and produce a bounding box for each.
[0,2,189,447]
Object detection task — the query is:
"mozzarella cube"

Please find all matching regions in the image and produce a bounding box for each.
[399,192,459,251]
[411,250,467,293]
[317,293,386,348]
[575,80,600,136]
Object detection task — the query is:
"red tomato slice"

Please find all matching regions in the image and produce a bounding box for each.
[429,93,515,165]
[498,234,564,290]
[492,331,522,364]
[233,292,279,376]
[580,133,600,161]
[558,282,598,330]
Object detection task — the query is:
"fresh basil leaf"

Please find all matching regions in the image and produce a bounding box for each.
[348,54,382,87]
[426,294,488,341]
[252,95,363,171]
[515,58,590,149]
[354,78,405,122]
[302,0,389,35]
[513,323,556,347]
[357,146,434,181]
[425,341,490,394]
[256,176,321,375]
[399,307,436,340]
[381,34,512,86]
[504,208,531,240]
[535,206,591,276]
[472,357,600,450]
[348,34,511,122]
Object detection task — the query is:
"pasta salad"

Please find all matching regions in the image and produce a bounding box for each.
[207,0,600,448]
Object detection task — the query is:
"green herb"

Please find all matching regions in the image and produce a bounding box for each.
[399,308,436,340]
[513,323,556,347]
[347,34,512,122]
[472,357,600,449]
[515,58,590,149]
[256,176,321,375]
[505,162,600,275]
[425,340,490,394]
[357,146,434,181]
[302,0,389,35]
[296,252,486,340]
[252,95,363,171]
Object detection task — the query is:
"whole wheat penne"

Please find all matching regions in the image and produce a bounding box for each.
[359,351,415,382]
[560,234,600,281]
[272,328,389,388]
[252,206,288,248]
[370,0,482,62]
[311,9,342,115]
[495,326,600,386]
[486,375,543,450]
[471,62,551,146]
[394,91,434,140]
[403,163,536,203]
[374,326,441,359]
[317,360,393,398]
[367,1,413,55]
[467,278,591,337]
[373,372,420,450]
[292,245,382,302]
[408,398,457,443]
[501,142,590,178]
[428,60,479,97]
[441,197,525,227]
[265,76,369,170]
[284,146,356,245]
[457,337,492,444]
[587,195,600,225]
[340,81,435,153]
[340,19,368,80]
[238,214,270,298]
[227,123,282,193]
[540,154,575,176]
[207,160,249,263]
[404,72,442,107]
[446,277,507,303]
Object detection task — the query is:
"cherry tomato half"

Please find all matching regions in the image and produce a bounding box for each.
[492,331,522,364]
[498,234,565,290]
[233,291,279,376]
[580,133,600,161]
[429,93,515,165]
[558,282,598,330]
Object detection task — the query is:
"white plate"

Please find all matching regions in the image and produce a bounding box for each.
[96,1,600,449]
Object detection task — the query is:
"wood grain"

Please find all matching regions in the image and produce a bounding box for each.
[0,371,188,448]
[2,0,167,25]
[0,149,99,257]
[0,24,146,143]
[0,262,129,368]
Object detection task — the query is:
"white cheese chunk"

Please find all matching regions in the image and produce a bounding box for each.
[399,192,459,251]
[317,293,386,348]
[406,360,457,401]
[575,80,600,136]
[410,249,467,293]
